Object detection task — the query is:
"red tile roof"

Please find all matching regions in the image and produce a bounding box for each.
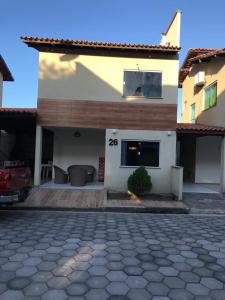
[177,123,225,134]
[21,36,180,54]
[189,48,225,63]
[179,48,218,87]
[0,108,37,115]
[0,55,14,81]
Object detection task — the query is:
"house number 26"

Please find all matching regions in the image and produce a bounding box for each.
[109,139,118,146]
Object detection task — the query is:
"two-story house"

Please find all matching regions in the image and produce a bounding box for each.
[179,48,225,193]
[22,11,182,196]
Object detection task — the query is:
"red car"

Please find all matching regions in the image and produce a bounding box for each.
[0,166,32,204]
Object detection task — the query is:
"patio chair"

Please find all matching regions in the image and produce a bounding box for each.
[68,166,86,186]
[80,165,95,182]
[53,166,68,184]
[68,165,95,182]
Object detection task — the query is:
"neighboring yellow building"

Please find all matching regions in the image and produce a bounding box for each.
[178,48,225,191]
[180,48,225,126]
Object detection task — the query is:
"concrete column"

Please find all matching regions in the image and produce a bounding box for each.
[34,125,43,186]
[220,137,225,193]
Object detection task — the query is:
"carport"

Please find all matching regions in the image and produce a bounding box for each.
[177,123,225,193]
[0,108,37,174]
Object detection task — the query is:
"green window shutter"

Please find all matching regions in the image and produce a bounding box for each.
[211,84,217,106]
[205,83,217,109]
[205,89,210,109]
[191,103,196,123]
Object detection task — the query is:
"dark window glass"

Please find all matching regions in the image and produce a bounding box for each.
[123,71,162,98]
[121,141,159,167]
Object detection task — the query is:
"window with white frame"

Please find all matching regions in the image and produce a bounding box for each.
[123,71,162,98]
[121,140,160,167]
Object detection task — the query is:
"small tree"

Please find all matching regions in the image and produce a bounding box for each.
[128,166,152,196]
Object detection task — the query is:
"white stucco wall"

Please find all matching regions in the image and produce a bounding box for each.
[195,136,221,183]
[53,128,105,179]
[105,129,176,193]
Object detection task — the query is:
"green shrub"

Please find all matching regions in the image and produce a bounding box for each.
[127,166,152,196]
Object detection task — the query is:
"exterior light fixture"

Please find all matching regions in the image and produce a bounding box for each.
[73,130,81,138]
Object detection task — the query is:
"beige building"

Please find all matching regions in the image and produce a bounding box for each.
[180,48,225,126]
[22,11,182,196]
[0,55,14,107]
[179,48,225,192]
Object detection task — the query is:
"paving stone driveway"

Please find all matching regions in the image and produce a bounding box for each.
[0,211,225,300]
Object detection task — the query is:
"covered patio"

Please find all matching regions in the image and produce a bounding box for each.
[34,126,106,188]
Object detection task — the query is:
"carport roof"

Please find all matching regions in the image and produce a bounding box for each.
[177,123,225,135]
[0,108,37,115]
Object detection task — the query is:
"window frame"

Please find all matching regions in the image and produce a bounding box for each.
[204,81,217,111]
[190,103,196,124]
[122,69,163,99]
[120,139,161,169]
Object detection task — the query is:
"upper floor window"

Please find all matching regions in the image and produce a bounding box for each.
[121,140,160,167]
[190,103,196,124]
[204,82,217,110]
[123,71,162,98]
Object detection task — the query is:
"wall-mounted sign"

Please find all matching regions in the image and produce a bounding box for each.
[109,139,118,146]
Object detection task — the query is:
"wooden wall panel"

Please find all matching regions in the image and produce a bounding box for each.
[37,99,177,130]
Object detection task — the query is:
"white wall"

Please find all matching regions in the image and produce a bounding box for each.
[53,128,105,180]
[171,166,183,200]
[195,136,221,183]
[105,129,176,193]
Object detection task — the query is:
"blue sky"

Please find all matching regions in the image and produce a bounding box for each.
[1,0,225,116]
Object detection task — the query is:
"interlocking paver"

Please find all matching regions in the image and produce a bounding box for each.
[47,276,70,289]
[42,289,68,300]
[124,266,143,275]
[200,277,223,289]
[127,288,152,300]
[69,270,90,282]
[85,289,109,300]
[16,266,37,277]
[186,283,209,295]
[88,266,108,276]
[87,276,109,288]
[24,282,48,296]
[147,282,169,296]
[0,290,24,300]
[32,271,53,282]
[1,212,225,299]
[66,283,88,296]
[126,276,147,288]
[106,282,129,295]
[169,289,194,300]
[106,271,127,281]
[7,277,31,289]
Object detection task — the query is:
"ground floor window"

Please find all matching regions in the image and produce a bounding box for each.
[121,140,160,167]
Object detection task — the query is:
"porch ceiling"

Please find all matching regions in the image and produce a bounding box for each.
[177,123,225,136]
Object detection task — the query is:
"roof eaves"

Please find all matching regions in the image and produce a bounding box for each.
[0,55,14,81]
[21,36,181,53]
